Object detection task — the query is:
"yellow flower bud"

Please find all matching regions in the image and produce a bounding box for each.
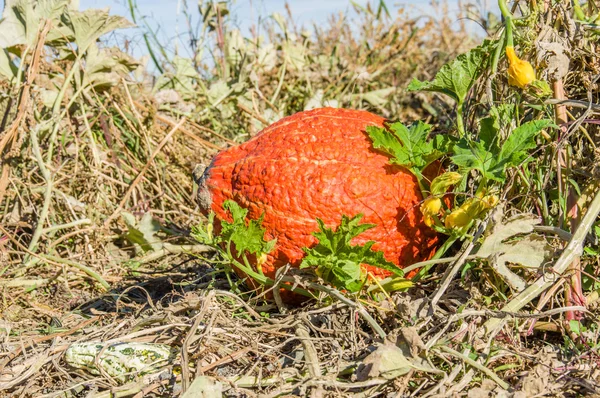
[421,196,442,227]
[256,252,268,274]
[445,204,473,229]
[445,194,499,229]
[482,194,499,208]
[506,46,535,88]
[430,172,462,196]
[383,277,413,292]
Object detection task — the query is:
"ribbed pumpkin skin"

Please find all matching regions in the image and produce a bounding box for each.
[196,108,440,281]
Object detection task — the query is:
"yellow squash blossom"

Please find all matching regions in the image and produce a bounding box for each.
[430,172,462,195]
[421,196,442,227]
[445,194,499,229]
[445,204,472,229]
[481,194,499,209]
[256,252,268,274]
[506,46,535,88]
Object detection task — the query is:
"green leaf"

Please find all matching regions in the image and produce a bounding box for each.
[407,41,492,104]
[0,49,18,82]
[430,172,462,196]
[496,119,554,168]
[489,104,516,132]
[478,116,500,152]
[452,116,554,182]
[283,41,307,71]
[451,139,496,179]
[430,134,456,161]
[219,200,276,257]
[390,121,431,168]
[487,119,553,180]
[80,43,139,90]
[61,8,134,53]
[121,211,163,253]
[366,124,406,161]
[569,320,582,336]
[206,79,232,106]
[154,56,202,99]
[0,0,76,49]
[191,212,215,244]
[332,260,363,292]
[367,121,452,178]
[300,214,401,292]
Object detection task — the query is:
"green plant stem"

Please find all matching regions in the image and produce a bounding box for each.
[43,53,91,180]
[51,55,82,117]
[456,102,466,137]
[218,244,387,338]
[224,244,312,297]
[437,345,509,390]
[504,16,514,47]
[498,0,512,21]
[78,101,102,166]
[490,29,506,75]
[42,218,91,234]
[40,254,110,291]
[498,0,514,47]
[25,126,54,259]
[536,167,551,223]
[573,0,586,20]
[411,235,459,282]
[25,65,91,264]
[13,46,30,88]
[270,57,287,105]
[402,253,478,275]
[127,0,165,74]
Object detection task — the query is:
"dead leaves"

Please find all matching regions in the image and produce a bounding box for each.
[355,328,442,381]
[476,213,552,292]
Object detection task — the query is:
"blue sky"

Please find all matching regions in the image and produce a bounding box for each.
[1,0,496,62]
[78,0,376,58]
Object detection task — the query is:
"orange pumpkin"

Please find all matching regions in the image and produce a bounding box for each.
[195,108,440,284]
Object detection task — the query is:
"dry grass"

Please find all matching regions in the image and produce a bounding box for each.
[1,0,600,396]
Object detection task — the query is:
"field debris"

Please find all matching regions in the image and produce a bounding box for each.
[1,0,600,396]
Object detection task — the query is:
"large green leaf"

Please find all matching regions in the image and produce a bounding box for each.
[407,41,493,105]
[497,119,554,168]
[219,200,276,257]
[451,138,495,179]
[367,121,453,178]
[300,214,402,292]
[452,117,554,181]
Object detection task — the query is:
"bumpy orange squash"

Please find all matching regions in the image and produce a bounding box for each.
[195,108,440,283]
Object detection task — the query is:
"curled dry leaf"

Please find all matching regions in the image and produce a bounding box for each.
[535,26,571,81]
[536,42,570,81]
[121,211,164,254]
[355,342,442,381]
[476,212,551,292]
[182,376,223,398]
